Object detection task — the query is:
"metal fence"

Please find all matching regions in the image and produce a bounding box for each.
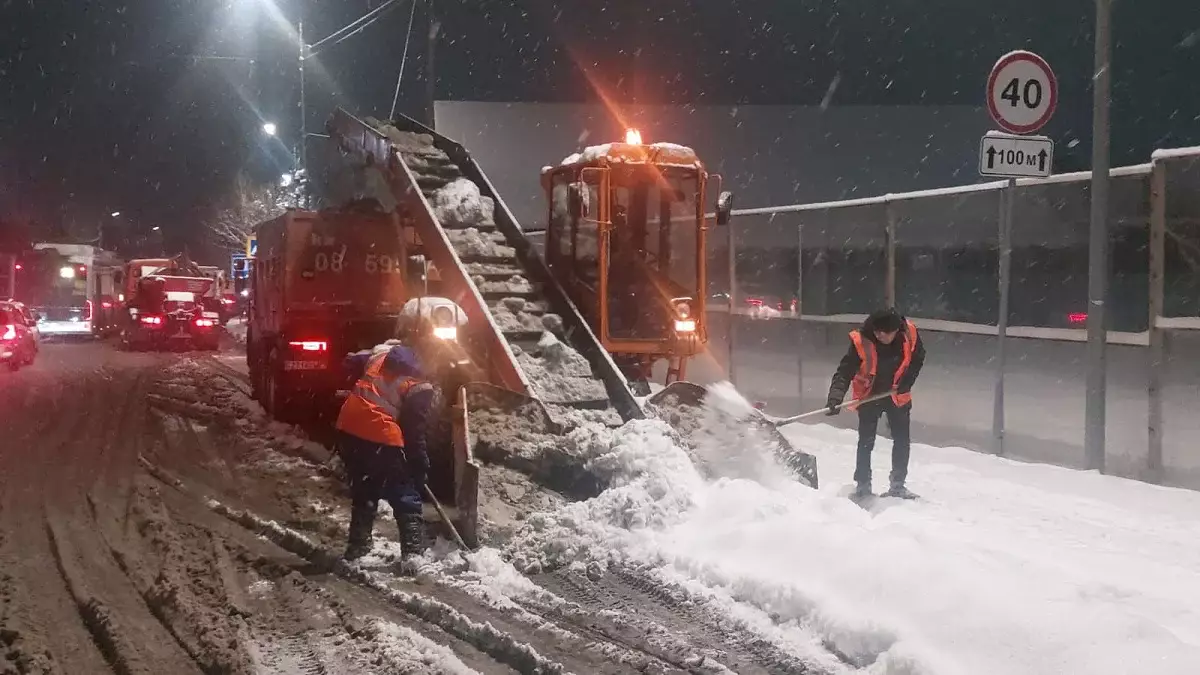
[707,146,1200,485]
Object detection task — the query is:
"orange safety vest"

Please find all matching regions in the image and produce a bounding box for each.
[847,319,918,410]
[336,351,433,446]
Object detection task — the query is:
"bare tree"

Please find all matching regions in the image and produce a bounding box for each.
[206,171,302,252]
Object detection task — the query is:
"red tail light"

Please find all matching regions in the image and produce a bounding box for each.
[101,300,113,309]
[1,325,15,341]
[194,319,215,328]
[289,340,328,352]
[140,315,163,326]
[1068,313,1087,325]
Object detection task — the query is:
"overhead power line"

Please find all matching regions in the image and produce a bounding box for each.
[307,0,407,57]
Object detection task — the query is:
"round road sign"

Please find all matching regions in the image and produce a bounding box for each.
[987,50,1058,135]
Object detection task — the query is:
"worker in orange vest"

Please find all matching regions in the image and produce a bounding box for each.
[826,308,926,500]
[336,343,436,560]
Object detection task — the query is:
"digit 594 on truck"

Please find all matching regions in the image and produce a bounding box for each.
[247,208,410,420]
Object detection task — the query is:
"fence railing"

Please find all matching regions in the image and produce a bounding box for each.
[707,145,1200,483]
[1147,147,1200,479]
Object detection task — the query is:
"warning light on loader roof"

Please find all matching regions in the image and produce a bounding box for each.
[624,128,642,145]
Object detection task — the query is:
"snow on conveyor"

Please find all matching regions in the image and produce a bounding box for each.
[477,383,1200,675]
[374,123,621,417]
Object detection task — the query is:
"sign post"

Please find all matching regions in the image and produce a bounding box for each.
[981,50,1058,456]
[1086,0,1113,474]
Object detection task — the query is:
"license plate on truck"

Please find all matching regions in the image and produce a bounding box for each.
[284,360,326,371]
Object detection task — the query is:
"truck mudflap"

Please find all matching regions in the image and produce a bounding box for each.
[646,382,819,489]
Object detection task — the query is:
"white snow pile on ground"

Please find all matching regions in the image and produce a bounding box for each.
[364,620,481,675]
[430,178,495,229]
[225,316,248,346]
[496,381,1200,675]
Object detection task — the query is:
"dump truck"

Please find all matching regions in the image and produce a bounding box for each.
[245,207,413,420]
[121,271,220,351]
[319,110,816,548]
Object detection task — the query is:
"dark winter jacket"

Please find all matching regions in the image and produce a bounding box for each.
[827,313,926,405]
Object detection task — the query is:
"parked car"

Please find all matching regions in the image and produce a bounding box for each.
[0,299,40,371]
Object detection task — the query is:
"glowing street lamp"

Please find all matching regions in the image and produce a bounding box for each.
[110,211,121,217]
[262,122,278,136]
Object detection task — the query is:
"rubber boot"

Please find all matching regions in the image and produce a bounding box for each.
[398,515,427,560]
[883,482,918,500]
[852,482,873,500]
[343,502,376,560]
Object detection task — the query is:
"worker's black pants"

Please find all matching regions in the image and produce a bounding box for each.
[853,400,912,487]
[337,432,424,518]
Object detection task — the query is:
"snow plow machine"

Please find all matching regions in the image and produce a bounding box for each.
[322,109,817,547]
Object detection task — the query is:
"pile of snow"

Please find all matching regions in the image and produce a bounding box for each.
[430,178,495,229]
[514,332,607,404]
[225,316,248,346]
[446,227,514,259]
[364,117,436,154]
[362,620,480,674]
[491,298,553,333]
[476,275,532,294]
[496,381,1200,674]
[559,141,697,166]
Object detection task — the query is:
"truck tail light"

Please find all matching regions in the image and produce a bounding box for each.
[289,340,328,352]
[194,319,215,328]
[140,315,163,326]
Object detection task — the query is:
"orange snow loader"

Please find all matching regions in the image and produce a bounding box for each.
[540,129,734,392]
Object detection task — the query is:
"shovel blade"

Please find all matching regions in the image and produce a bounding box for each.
[647,382,820,489]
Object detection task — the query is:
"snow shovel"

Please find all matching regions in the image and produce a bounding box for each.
[424,485,471,551]
[766,391,895,427]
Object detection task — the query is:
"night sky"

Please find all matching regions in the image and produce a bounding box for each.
[1,0,1198,256]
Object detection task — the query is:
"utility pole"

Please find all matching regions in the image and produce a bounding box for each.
[426,2,440,128]
[1085,0,1112,473]
[298,20,309,208]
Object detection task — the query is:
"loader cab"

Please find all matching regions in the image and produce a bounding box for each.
[542,130,733,384]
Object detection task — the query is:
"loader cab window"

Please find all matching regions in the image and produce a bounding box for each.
[605,168,702,340]
[548,171,601,290]
[549,175,572,261]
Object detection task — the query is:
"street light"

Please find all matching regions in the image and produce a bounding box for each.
[111,211,120,217]
[151,226,161,232]
[262,122,278,136]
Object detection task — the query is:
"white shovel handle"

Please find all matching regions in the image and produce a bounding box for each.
[771,391,895,426]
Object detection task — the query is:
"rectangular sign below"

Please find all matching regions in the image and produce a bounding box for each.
[979,132,1054,179]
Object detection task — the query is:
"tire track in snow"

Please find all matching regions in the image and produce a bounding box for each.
[0,369,118,675]
[138,456,567,674]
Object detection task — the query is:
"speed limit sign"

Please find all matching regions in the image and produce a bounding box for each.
[987,50,1058,135]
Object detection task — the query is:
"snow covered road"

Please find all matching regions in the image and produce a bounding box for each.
[7,342,1199,674]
